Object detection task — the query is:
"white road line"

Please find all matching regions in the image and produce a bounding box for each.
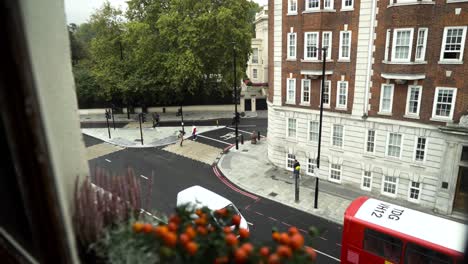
[105,159,111,162]
[247,222,254,226]
[268,216,278,222]
[226,126,266,137]
[196,134,231,145]
[236,125,257,127]
[314,249,340,262]
[140,175,148,180]
[336,243,342,247]
[319,236,328,241]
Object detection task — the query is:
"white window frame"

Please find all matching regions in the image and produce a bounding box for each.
[342,0,354,10]
[405,85,422,117]
[301,79,311,104]
[379,84,394,114]
[320,80,331,108]
[252,48,259,64]
[414,136,427,162]
[252,68,258,79]
[408,181,422,203]
[365,129,376,154]
[307,158,316,175]
[381,175,399,198]
[332,124,344,148]
[324,0,334,9]
[305,0,320,11]
[287,118,297,139]
[336,81,348,109]
[308,121,319,142]
[286,78,296,104]
[391,28,414,63]
[361,171,372,191]
[287,33,297,59]
[384,29,391,61]
[431,87,457,120]
[339,31,352,60]
[322,31,332,60]
[386,132,403,159]
[440,26,467,63]
[304,32,320,60]
[288,0,298,14]
[415,28,428,62]
[286,152,296,171]
[329,163,342,183]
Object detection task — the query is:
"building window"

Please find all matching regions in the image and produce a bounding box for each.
[287,33,297,59]
[415,28,428,62]
[321,80,331,107]
[309,121,319,142]
[336,81,348,109]
[330,164,342,182]
[324,0,334,9]
[414,137,426,162]
[361,171,372,191]
[379,84,394,114]
[286,78,296,104]
[322,32,332,60]
[252,48,259,63]
[252,69,258,79]
[408,181,421,202]
[405,85,422,117]
[307,158,316,175]
[287,118,297,138]
[287,153,296,170]
[306,0,320,10]
[342,0,353,9]
[288,0,298,13]
[432,87,457,120]
[382,176,398,196]
[339,31,351,60]
[440,26,467,62]
[301,79,310,104]
[304,32,319,60]
[387,133,402,158]
[366,130,375,153]
[332,124,344,148]
[391,28,414,62]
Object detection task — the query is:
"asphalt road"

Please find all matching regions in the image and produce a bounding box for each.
[84,125,342,262]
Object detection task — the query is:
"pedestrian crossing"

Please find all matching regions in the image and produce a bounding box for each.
[162,139,222,165]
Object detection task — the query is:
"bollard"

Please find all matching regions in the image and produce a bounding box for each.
[216,120,219,127]
[240,134,244,144]
[257,131,261,140]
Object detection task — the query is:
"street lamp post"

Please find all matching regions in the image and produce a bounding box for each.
[314,46,327,209]
[232,43,239,150]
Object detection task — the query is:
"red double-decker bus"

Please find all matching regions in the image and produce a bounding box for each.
[341,196,467,264]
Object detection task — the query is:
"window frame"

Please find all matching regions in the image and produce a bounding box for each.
[287,117,297,139]
[252,68,258,79]
[365,129,376,154]
[361,170,372,191]
[336,81,348,109]
[384,29,391,61]
[381,175,399,197]
[304,32,320,60]
[431,87,457,120]
[405,85,422,117]
[414,136,427,162]
[288,0,298,14]
[332,124,344,148]
[379,84,394,114]
[339,31,352,60]
[287,33,297,59]
[301,79,311,104]
[329,163,342,183]
[308,121,319,142]
[252,48,259,64]
[342,0,354,10]
[307,158,316,175]
[415,28,428,62]
[286,153,296,171]
[408,181,422,203]
[322,31,332,60]
[386,132,403,159]
[324,0,334,9]
[391,28,414,63]
[286,78,296,104]
[305,0,320,11]
[321,80,331,108]
[440,26,467,63]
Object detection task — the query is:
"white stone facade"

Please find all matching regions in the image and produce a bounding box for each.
[246,5,269,84]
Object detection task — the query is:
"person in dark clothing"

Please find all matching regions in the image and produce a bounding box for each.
[291,159,300,178]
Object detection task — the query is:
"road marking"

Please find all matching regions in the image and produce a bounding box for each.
[299,228,308,234]
[281,221,291,227]
[247,222,254,226]
[268,217,278,222]
[319,236,328,241]
[235,125,257,127]
[336,243,342,247]
[226,126,266,137]
[212,166,259,200]
[105,159,111,162]
[140,175,148,180]
[254,211,264,216]
[197,134,231,145]
[220,132,236,140]
[305,246,340,262]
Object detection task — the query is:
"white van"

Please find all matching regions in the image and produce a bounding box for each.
[176,185,249,231]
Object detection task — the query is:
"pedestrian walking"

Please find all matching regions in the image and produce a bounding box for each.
[192,125,197,140]
[152,113,157,129]
[155,113,160,126]
[178,130,185,147]
[291,159,300,179]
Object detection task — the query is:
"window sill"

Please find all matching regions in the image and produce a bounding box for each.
[362,153,375,159]
[302,9,337,13]
[430,117,452,122]
[361,187,372,192]
[287,12,298,16]
[335,107,348,111]
[318,105,331,109]
[403,114,420,119]
[387,1,435,8]
[381,192,398,198]
[447,0,468,2]
[410,163,425,169]
[337,59,351,62]
[438,60,463,65]
[377,111,392,116]
[340,7,354,11]
[300,103,311,106]
[285,101,296,105]
[301,59,334,63]
[329,147,344,153]
[286,58,297,61]
[382,60,427,65]
[407,198,421,204]
[328,178,342,184]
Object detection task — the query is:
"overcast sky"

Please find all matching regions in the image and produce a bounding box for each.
[64,0,268,24]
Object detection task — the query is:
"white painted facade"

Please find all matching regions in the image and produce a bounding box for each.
[267,0,468,216]
[246,5,269,84]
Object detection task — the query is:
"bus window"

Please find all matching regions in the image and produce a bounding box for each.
[363,228,402,263]
[405,243,452,264]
